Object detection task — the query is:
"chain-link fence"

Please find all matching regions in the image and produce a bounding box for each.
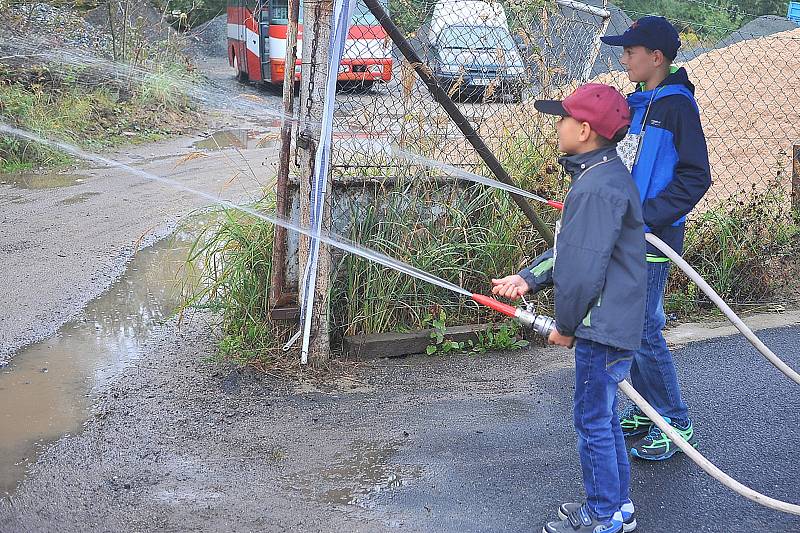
[318,0,800,337]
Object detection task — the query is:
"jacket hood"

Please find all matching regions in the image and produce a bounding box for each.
[634,66,695,95]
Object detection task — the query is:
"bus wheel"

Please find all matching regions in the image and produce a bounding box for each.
[233,54,248,83]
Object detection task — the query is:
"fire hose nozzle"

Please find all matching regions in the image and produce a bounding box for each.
[471,293,555,338]
[514,308,556,338]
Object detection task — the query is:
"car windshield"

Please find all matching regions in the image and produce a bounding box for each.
[438,25,516,51]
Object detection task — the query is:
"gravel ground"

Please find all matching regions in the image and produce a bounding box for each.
[0,115,282,366]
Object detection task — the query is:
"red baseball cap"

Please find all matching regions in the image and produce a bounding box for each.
[534,84,631,141]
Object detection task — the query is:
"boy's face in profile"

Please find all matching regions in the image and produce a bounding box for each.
[556,116,589,155]
[621,45,663,83]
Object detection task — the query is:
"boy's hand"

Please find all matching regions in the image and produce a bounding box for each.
[548,329,575,348]
[491,275,530,299]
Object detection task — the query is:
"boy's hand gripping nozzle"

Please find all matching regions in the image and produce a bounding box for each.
[471,293,555,338]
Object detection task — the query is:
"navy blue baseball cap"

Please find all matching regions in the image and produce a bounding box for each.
[600,16,681,60]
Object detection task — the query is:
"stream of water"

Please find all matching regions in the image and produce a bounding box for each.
[0,123,471,298]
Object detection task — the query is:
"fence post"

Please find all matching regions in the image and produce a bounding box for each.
[296,0,334,366]
[270,0,302,312]
[793,144,800,213]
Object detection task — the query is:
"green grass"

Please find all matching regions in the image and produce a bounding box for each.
[180,204,295,367]
[0,61,198,173]
[666,181,800,315]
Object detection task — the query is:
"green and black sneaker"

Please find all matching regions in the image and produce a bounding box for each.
[631,417,698,461]
[619,403,653,438]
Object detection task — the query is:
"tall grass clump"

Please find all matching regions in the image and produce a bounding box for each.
[180,204,293,367]
[333,178,552,337]
[666,180,800,314]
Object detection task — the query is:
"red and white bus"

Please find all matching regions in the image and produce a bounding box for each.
[227,0,392,87]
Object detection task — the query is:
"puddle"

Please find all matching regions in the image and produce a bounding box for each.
[0,230,196,498]
[0,173,87,189]
[288,441,421,509]
[59,192,102,205]
[192,129,279,151]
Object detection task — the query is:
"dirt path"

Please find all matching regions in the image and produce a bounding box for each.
[0,61,283,364]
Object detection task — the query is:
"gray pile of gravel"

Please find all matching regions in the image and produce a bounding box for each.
[715,15,800,48]
[187,14,228,59]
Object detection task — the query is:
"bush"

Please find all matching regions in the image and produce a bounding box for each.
[666,181,799,314]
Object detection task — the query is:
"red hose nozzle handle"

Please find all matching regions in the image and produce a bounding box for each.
[547,200,563,210]
[471,293,518,318]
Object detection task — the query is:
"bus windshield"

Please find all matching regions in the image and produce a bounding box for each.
[269,0,386,25]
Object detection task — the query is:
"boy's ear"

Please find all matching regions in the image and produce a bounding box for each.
[652,49,667,67]
[579,121,593,142]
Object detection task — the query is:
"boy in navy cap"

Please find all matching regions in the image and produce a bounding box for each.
[493,84,646,533]
[601,16,711,462]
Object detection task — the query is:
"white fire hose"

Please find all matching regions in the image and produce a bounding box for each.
[512,233,800,516]
[645,232,800,386]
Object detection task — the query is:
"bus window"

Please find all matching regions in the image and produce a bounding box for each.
[270,0,303,24]
[351,0,387,25]
[268,0,385,25]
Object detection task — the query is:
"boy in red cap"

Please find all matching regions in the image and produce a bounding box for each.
[492,84,646,533]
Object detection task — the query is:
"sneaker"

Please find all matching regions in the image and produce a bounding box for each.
[543,504,623,533]
[630,417,698,461]
[619,403,652,438]
[558,500,636,532]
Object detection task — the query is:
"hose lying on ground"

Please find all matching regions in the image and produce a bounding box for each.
[618,379,800,515]
[645,232,800,386]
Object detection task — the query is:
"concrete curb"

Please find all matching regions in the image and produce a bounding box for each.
[664,309,800,348]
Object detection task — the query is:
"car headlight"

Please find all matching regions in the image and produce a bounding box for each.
[506,66,526,76]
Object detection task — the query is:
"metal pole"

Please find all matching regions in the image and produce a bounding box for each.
[270,0,302,309]
[580,0,611,82]
[362,0,554,246]
[792,144,800,213]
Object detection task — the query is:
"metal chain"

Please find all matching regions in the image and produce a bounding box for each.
[304,1,320,123]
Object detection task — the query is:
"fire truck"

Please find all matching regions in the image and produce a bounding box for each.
[226,0,393,87]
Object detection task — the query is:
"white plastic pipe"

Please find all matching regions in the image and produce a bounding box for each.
[618,379,800,515]
[645,232,800,386]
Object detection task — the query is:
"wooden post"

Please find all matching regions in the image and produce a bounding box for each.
[792,144,800,213]
[296,0,334,366]
[270,0,301,309]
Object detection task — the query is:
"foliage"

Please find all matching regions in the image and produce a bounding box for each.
[180,205,294,366]
[152,0,228,28]
[665,180,799,314]
[0,64,196,172]
[616,0,791,42]
[424,309,529,356]
[616,0,744,41]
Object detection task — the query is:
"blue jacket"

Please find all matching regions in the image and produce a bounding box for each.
[628,67,711,258]
[519,146,646,351]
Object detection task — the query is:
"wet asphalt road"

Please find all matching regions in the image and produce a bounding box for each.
[375,326,800,532]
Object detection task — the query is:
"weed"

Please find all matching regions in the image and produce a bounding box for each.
[666,180,800,314]
[180,204,294,366]
[423,309,529,356]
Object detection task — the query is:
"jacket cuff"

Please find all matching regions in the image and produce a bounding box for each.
[555,318,577,338]
[518,268,537,292]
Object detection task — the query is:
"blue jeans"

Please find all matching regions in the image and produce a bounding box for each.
[630,261,689,422]
[574,338,634,521]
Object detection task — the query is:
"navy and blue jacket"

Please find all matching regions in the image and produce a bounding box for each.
[628,67,711,258]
